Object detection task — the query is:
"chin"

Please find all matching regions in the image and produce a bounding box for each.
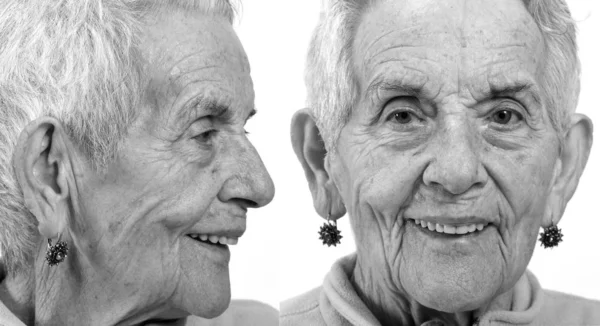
[172,270,232,319]
[195,285,232,319]
[401,266,501,313]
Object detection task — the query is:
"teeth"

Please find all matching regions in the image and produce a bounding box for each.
[428,222,435,231]
[443,225,456,234]
[413,219,488,235]
[188,234,239,245]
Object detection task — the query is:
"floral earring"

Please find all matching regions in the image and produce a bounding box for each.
[539,224,563,248]
[46,236,69,266]
[318,213,342,247]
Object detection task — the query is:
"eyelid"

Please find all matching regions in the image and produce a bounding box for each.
[492,99,527,116]
[384,108,422,122]
[384,104,423,121]
[189,116,215,135]
[488,101,527,123]
[371,96,422,125]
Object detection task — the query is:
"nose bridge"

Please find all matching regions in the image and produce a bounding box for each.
[423,112,485,195]
[220,135,275,208]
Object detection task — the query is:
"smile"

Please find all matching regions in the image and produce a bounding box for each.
[186,234,239,245]
[411,219,489,235]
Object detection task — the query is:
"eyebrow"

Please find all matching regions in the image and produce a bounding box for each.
[176,96,257,127]
[366,78,427,102]
[247,108,257,121]
[488,82,542,106]
[367,77,542,107]
[198,98,234,123]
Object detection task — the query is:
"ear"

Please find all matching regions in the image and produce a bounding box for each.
[13,117,75,240]
[544,113,593,226]
[291,109,346,219]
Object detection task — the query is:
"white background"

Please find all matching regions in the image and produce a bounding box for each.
[229,1,600,310]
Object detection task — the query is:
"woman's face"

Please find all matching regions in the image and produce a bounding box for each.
[329,0,559,312]
[73,12,274,318]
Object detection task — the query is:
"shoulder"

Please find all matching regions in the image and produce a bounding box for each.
[536,290,600,325]
[186,300,278,326]
[280,286,326,326]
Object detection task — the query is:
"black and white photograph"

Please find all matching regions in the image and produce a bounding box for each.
[0,0,598,325]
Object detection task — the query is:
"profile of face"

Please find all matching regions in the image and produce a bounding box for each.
[20,10,274,320]
[294,0,592,314]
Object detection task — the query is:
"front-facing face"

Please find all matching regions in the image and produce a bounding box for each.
[331,0,558,312]
[72,10,274,319]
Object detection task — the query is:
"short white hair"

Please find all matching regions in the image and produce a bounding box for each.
[0,0,237,275]
[307,0,580,150]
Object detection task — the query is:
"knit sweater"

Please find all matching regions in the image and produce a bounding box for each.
[280,254,600,326]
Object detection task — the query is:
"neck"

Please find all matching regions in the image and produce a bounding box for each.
[13,238,187,326]
[0,266,35,325]
[350,258,513,326]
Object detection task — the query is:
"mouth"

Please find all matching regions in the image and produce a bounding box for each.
[186,233,239,246]
[410,218,490,235]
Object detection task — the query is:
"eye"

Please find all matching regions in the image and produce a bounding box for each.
[490,109,522,125]
[193,129,217,144]
[390,111,413,124]
[386,110,421,125]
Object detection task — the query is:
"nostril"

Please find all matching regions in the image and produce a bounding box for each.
[233,198,257,210]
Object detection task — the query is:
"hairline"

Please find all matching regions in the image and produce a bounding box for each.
[308,0,578,153]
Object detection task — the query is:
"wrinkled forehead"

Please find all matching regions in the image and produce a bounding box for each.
[356,0,542,50]
[141,9,249,70]
[353,0,546,102]
[139,9,253,114]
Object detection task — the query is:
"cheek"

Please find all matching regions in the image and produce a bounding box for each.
[495,144,557,231]
[341,147,426,263]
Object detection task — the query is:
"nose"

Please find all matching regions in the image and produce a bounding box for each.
[422,115,487,195]
[218,136,275,208]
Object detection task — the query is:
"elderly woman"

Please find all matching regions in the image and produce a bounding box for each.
[282,0,599,325]
[0,0,276,325]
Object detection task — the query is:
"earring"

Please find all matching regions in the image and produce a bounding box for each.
[46,237,68,266]
[318,213,343,247]
[539,224,563,248]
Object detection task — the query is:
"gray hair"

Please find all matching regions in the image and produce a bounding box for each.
[0,0,237,275]
[307,0,580,151]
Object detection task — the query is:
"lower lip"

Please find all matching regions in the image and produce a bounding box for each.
[184,236,230,262]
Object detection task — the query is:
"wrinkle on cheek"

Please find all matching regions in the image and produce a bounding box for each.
[388,212,406,276]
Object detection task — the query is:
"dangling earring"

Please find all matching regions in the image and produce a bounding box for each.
[318,213,342,247]
[539,224,563,248]
[46,236,68,266]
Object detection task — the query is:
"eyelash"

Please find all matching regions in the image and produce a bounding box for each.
[193,129,218,145]
[487,106,526,130]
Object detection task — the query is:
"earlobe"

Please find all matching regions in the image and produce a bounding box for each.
[13,117,74,240]
[291,109,346,219]
[545,113,593,226]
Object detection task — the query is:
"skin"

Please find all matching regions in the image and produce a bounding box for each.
[292,0,593,325]
[4,9,274,326]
